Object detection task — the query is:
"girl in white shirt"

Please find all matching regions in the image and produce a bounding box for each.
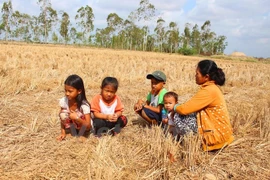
[57,74,91,141]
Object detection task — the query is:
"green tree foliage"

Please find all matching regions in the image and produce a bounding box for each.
[0,1,228,55]
[37,0,58,43]
[191,24,201,54]
[75,5,94,44]
[31,15,42,42]
[136,0,156,51]
[213,35,227,54]
[166,22,180,53]
[60,12,70,44]
[52,31,58,43]
[1,0,13,40]
[200,20,216,54]
[95,27,114,48]
[154,18,166,52]
[106,13,123,48]
[12,11,31,41]
[183,23,191,49]
[69,27,77,44]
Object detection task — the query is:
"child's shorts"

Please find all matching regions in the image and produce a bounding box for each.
[143,107,161,124]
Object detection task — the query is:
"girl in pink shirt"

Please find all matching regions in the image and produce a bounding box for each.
[57,74,91,141]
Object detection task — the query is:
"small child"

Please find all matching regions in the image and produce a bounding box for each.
[91,77,128,136]
[163,91,197,139]
[57,74,91,141]
[134,70,167,125]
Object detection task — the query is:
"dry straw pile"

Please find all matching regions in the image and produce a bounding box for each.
[0,43,269,179]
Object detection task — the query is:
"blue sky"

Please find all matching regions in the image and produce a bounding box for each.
[1,0,270,58]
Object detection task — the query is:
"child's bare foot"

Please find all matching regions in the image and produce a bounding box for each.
[150,119,158,125]
[78,136,87,142]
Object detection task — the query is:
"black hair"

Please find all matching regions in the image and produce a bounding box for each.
[197,59,226,86]
[164,91,178,102]
[64,74,89,109]
[101,77,118,91]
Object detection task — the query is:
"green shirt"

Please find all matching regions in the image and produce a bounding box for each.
[146,88,167,107]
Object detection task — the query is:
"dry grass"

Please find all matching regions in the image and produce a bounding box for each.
[0,43,269,179]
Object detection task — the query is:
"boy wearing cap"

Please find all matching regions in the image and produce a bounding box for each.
[134,70,167,125]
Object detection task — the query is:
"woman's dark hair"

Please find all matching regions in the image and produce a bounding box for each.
[164,91,178,102]
[101,77,118,91]
[197,59,226,86]
[64,74,89,109]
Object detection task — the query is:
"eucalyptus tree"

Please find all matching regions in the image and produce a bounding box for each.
[200,20,216,54]
[52,31,58,43]
[106,13,123,48]
[166,22,180,53]
[37,0,58,43]
[146,34,155,51]
[95,27,114,48]
[60,11,70,44]
[136,0,156,51]
[122,19,134,50]
[124,0,155,51]
[75,5,94,44]
[183,23,191,49]
[190,24,201,54]
[31,15,42,42]
[69,27,77,44]
[122,19,144,50]
[12,11,31,41]
[107,13,123,32]
[0,23,4,37]
[94,28,103,47]
[1,0,13,40]
[131,26,144,50]
[213,35,227,54]
[206,31,216,54]
[118,29,128,49]
[142,25,149,50]
[154,17,166,52]
[103,26,114,48]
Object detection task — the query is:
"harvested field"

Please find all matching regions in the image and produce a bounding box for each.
[0,43,269,179]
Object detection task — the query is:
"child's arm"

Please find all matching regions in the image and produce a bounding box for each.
[134,99,148,112]
[57,122,66,141]
[71,112,91,130]
[92,111,116,122]
[143,104,163,114]
[57,107,67,141]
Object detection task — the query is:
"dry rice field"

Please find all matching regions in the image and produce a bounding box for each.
[0,43,269,179]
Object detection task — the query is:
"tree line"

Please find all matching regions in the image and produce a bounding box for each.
[0,0,227,55]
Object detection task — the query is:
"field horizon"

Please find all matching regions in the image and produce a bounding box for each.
[0,43,269,179]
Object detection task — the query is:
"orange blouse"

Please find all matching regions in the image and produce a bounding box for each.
[175,81,234,151]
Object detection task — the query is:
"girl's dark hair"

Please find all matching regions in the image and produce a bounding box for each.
[164,91,178,102]
[101,77,119,91]
[64,74,89,109]
[197,59,226,86]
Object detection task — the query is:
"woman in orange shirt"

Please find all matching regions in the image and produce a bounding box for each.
[174,59,234,151]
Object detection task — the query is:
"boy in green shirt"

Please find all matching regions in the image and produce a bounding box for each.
[134,70,167,125]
